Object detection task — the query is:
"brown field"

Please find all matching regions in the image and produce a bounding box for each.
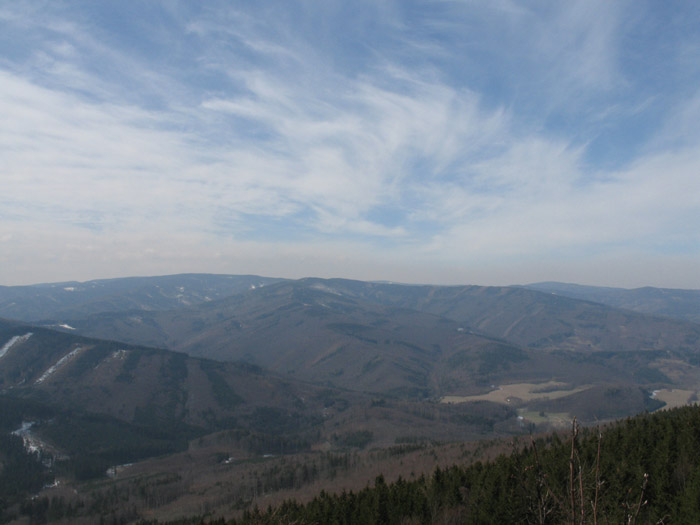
[441,381,591,406]
[651,388,698,410]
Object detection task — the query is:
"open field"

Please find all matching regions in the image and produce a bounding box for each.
[651,388,698,410]
[441,381,591,405]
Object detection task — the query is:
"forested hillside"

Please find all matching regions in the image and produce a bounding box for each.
[45,277,700,405]
[2,276,700,523]
[526,282,700,324]
[0,274,283,322]
[196,405,700,524]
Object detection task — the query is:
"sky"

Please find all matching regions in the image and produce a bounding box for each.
[1,1,699,288]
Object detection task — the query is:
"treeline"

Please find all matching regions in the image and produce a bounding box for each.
[218,405,700,524]
[0,394,197,482]
[201,427,313,455]
[0,393,199,522]
[234,452,362,501]
[16,451,361,524]
[0,396,56,517]
[45,412,196,481]
[0,433,53,517]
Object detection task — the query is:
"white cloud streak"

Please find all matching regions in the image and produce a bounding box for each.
[1,1,699,287]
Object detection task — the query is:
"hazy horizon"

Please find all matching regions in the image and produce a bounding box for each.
[3,270,700,292]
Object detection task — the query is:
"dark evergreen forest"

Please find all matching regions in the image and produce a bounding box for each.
[7,404,700,524]
[162,405,700,525]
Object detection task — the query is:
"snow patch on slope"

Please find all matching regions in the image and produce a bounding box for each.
[310,283,342,296]
[47,323,75,330]
[111,349,128,360]
[0,332,33,361]
[35,346,84,384]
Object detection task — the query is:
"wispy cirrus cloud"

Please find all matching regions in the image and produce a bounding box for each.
[1,0,699,287]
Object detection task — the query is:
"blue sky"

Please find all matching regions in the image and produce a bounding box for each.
[1,1,699,288]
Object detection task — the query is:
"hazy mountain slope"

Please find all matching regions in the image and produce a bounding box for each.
[8,274,699,358]
[292,278,700,353]
[0,318,565,464]
[55,280,700,400]
[525,281,700,324]
[223,405,700,525]
[62,280,503,397]
[0,274,284,322]
[0,318,327,432]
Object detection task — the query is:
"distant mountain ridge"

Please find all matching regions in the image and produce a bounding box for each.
[10,275,697,404]
[48,279,511,397]
[3,273,698,325]
[2,274,699,406]
[0,274,284,322]
[525,281,700,324]
[2,275,700,520]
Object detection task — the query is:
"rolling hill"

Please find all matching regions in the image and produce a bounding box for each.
[0,317,330,434]
[525,281,700,324]
[0,273,283,322]
[280,279,700,352]
[0,317,538,468]
[2,274,699,444]
[2,275,699,523]
[33,277,700,408]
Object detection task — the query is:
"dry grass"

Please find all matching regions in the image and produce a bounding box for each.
[650,388,697,410]
[441,381,591,406]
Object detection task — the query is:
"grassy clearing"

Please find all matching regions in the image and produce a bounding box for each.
[651,388,697,410]
[441,381,590,405]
